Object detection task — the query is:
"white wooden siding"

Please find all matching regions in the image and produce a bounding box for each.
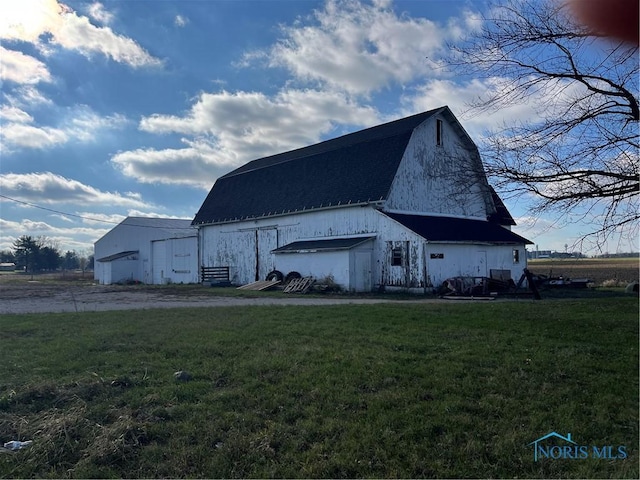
[425,244,526,287]
[196,115,525,292]
[198,207,425,289]
[200,207,382,286]
[274,240,374,292]
[198,206,527,291]
[276,249,350,286]
[385,117,493,218]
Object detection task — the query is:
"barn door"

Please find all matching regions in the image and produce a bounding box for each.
[256,228,278,281]
[475,250,487,277]
[354,251,372,292]
[152,240,166,284]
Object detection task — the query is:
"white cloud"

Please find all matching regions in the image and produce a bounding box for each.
[64,106,129,142]
[401,78,541,139]
[0,207,194,252]
[0,46,52,84]
[0,105,33,123]
[118,88,379,187]
[87,2,114,25]
[175,15,188,27]
[0,217,110,252]
[4,85,53,107]
[140,88,379,142]
[0,0,62,43]
[53,9,162,67]
[0,172,153,209]
[111,141,224,189]
[0,123,68,149]
[75,212,126,226]
[1,104,129,150]
[0,0,162,68]
[254,0,466,95]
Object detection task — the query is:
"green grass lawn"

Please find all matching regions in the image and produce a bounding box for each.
[1,299,638,478]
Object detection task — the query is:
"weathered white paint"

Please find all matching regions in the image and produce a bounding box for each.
[196,114,527,292]
[353,250,373,292]
[385,115,495,219]
[198,204,528,292]
[273,238,374,292]
[276,249,350,286]
[200,206,381,287]
[425,243,526,287]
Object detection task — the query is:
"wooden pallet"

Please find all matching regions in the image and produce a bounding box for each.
[236,279,281,291]
[283,276,314,293]
[201,266,230,283]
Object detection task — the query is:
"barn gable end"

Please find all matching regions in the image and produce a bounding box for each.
[384,109,496,219]
[192,109,439,226]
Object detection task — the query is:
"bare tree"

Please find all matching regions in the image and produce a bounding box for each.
[449,0,639,248]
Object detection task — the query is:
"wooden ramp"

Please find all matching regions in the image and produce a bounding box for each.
[237,279,281,291]
[283,276,314,293]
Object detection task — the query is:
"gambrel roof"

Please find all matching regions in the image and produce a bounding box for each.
[192,106,515,227]
[193,108,449,225]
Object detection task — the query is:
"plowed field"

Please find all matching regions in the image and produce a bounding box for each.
[528,257,638,285]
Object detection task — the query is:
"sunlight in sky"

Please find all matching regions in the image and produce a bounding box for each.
[0,0,636,255]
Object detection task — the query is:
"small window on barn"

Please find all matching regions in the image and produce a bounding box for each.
[436,119,443,146]
[430,253,444,259]
[391,247,403,266]
[513,249,520,264]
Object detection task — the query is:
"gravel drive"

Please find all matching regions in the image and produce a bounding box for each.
[0,281,406,314]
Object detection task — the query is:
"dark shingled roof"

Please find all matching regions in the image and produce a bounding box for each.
[192,108,442,225]
[487,187,516,226]
[383,212,532,244]
[272,236,375,253]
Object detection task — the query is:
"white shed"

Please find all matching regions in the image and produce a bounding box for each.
[192,106,532,292]
[272,236,375,292]
[94,217,198,285]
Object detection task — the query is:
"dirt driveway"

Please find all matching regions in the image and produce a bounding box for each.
[0,280,402,315]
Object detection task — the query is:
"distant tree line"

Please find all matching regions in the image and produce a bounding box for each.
[0,235,94,273]
[527,250,587,260]
[593,252,640,259]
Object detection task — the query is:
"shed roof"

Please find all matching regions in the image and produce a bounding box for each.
[192,108,449,225]
[272,236,375,253]
[383,212,532,244]
[96,250,139,262]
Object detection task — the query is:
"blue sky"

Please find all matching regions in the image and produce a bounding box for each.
[0,0,635,256]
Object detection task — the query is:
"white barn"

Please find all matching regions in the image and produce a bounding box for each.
[192,107,532,292]
[94,217,198,285]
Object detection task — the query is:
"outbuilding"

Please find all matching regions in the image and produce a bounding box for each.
[193,106,532,292]
[94,217,198,285]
